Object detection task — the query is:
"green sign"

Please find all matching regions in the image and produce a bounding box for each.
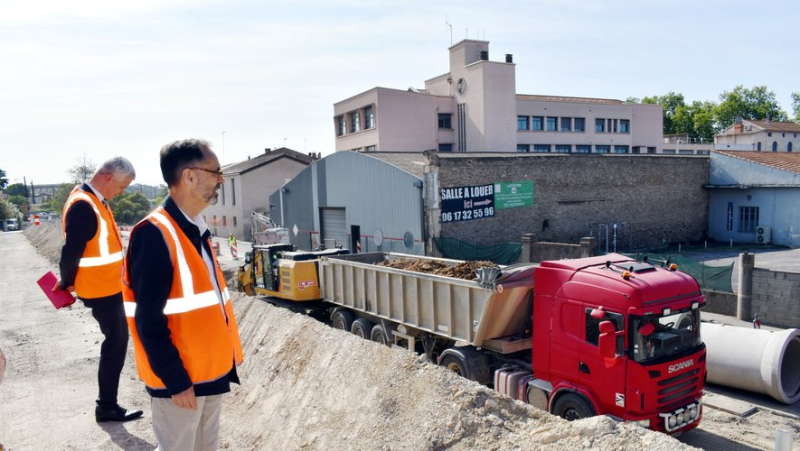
[494,181,534,210]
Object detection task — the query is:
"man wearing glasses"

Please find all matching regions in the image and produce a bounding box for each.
[123,139,243,450]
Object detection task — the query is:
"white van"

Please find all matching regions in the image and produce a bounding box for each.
[6,218,18,231]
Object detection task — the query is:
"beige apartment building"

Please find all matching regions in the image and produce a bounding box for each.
[334,39,665,154]
[715,119,800,152]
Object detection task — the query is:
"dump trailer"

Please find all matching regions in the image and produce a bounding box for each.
[317,252,707,434]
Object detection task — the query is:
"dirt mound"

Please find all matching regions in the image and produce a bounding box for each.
[378,258,498,280]
[24,222,64,264]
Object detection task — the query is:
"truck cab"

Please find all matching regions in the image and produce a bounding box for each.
[531,254,705,434]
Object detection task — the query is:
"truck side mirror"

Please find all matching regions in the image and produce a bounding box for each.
[598,321,617,359]
[244,252,253,264]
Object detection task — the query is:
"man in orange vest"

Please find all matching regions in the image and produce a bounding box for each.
[53,157,143,423]
[124,139,243,450]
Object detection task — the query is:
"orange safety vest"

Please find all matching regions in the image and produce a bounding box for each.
[61,186,124,299]
[122,207,244,390]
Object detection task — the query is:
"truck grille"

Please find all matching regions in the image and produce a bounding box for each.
[656,369,701,406]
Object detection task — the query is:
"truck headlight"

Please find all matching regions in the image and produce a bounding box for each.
[668,416,677,428]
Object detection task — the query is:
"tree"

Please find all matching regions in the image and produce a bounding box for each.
[8,195,30,216]
[44,183,75,213]
[68,154,97,184]
[691,101,719,142]
[109,191,152,225]
[0,169,8,190]
[4,182,28,197]
[792,92,800,122]
[0,198,13,220]
[641,92,687,135]
[715,85,789,130]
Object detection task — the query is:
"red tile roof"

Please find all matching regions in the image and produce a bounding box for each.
[714,150,800,175]
[746,120,800,132]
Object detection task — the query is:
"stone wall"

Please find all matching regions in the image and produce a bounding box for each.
[522,235,596,263]
[425,153,709,254]
[701,289,737,316]
[751,268,800,328]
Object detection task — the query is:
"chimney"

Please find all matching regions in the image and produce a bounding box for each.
[480,50,488,61]
[734,121,743,134]
[265,148,271,154]
[505,54,513,63]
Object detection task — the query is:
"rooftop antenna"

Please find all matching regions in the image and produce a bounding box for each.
[445,17,453,45]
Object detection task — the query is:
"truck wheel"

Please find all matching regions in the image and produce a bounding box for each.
[331,310,355,331]
[370,324,389,346]
[552,394,596,421]
[440,354,467,378]
[351,318,374,339]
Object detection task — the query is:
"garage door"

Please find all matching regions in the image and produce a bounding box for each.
[321,208,348,249]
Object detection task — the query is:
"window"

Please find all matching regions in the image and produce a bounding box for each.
[349,111,360,133]
[546,117,557,131]
[231,179,236,205]
[575,145,591,154]
[364,106,375,129]
[517,116,529,131]
[678,149,694,155]
[738,206,759,233]
[757,142,762,151]
[595,119,605,133]
[560,117,571,132]
[222,216,227,227]
[647,147,657,154]
[438,113,452,129]
[772,141,778,151]
[233,216,237,227]
[532,116,543,131]
[221,183,225,205]
[768,132,772,137]
[438,143,453,152]
[555,145,571,153]
[517,144,530,152]
[534,144,551,153]
[366,145,377,152]
[574,117,585,132]
[789,142,793,152]
[585,308,624,354]
[595,145,610,154]
[614,145,629,154]
[619,119,630,133]
[336,115,346,136]
[611,119,617,133]
[662,149,676,154]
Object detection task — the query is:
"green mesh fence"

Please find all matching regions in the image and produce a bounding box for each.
[623,253,734,293]
[435,237,522,265]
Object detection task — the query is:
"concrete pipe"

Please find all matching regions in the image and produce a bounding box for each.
[702,323,800,404]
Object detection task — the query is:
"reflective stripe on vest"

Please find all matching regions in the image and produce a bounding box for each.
[64,191,123,267]
[123,287,231,317]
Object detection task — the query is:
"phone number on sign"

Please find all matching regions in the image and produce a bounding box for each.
[441,207,495,223]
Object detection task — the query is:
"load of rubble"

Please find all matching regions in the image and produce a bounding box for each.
[377,258,498,280]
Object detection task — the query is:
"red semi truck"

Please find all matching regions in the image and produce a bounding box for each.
[250,251,706,434]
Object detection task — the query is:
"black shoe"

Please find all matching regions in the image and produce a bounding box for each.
[95,404,144,423]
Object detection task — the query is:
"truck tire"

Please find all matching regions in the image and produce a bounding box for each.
[440,354,468,378]
[332,310,355,332]
[370,324,389,346]
[552,393,596,421]
[351,318,374,339]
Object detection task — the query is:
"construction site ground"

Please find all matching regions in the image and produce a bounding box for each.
[0,223,798,450]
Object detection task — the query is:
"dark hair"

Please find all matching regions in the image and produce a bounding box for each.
[159,139,210,187]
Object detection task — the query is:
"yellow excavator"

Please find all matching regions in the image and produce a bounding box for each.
[238,243,349,310]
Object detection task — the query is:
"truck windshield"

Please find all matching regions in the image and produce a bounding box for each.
[630,309,701,363]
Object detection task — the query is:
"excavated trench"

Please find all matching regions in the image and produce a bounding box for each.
[23,223,693,450]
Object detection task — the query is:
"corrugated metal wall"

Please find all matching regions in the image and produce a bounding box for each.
[269,152,424,253]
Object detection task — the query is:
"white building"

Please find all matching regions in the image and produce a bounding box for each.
[334,39,666,155]
[715,120,800,152]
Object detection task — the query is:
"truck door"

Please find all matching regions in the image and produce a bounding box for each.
[579,307,627,417]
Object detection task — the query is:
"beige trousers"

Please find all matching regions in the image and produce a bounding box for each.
[152,394,223,451]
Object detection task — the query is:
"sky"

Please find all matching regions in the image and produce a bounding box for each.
[1,0,798,187]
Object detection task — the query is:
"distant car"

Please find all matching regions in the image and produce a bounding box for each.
[6,218,18,231]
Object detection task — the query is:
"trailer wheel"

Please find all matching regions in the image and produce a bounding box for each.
[331,310,355,332]
[351,318,374,339]
[552,394,596,421]
[440,354,468,378]
[370,324,389,346]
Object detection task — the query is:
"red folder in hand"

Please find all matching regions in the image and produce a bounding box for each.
[37,271,76,309]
